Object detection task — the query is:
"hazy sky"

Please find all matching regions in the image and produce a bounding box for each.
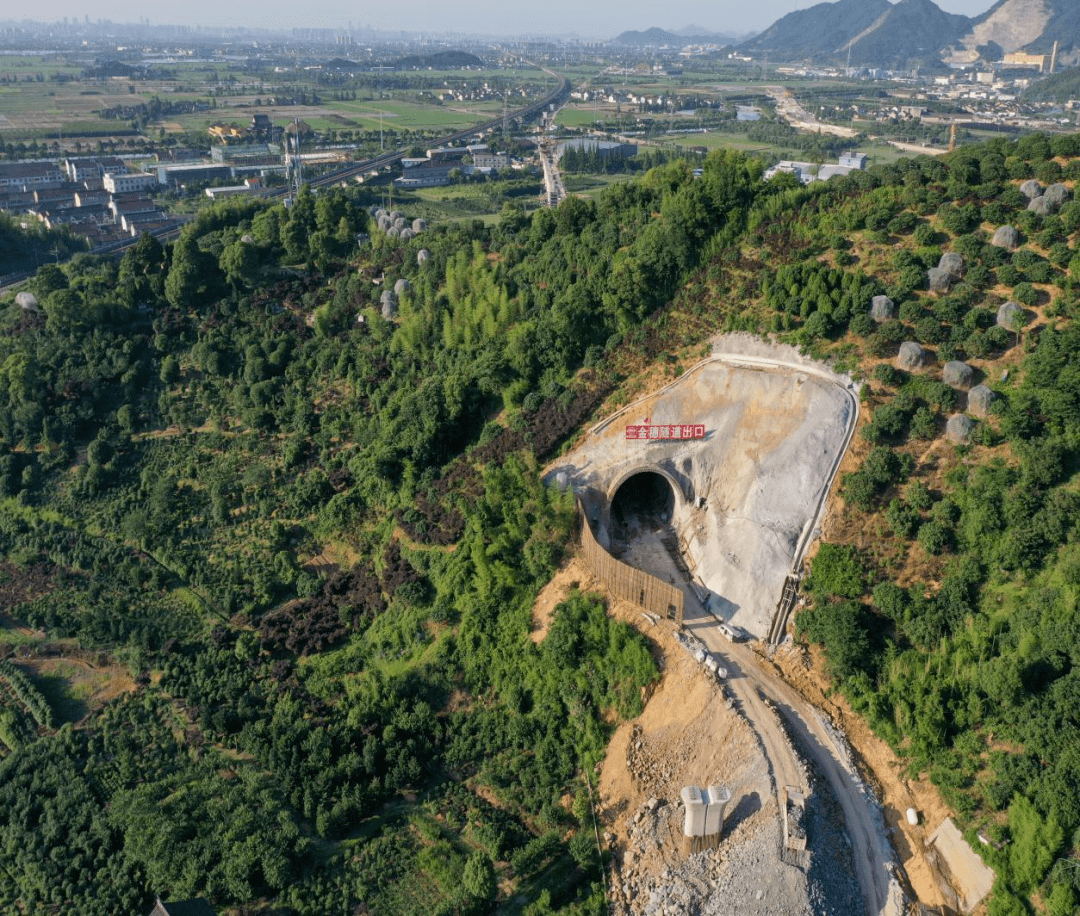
[32,0,998,40]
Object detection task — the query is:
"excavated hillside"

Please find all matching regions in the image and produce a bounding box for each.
[943,0,1051,64]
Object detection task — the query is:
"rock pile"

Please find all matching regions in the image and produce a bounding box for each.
[1026,182,1070,217]
[1019,179,1043,200]
[968,384,995,417]
[869,295,895,322]
[996,301,1024,330]
[946,414,974,444]
[990,225,1019,250]
[897,341,927,370]
[370,206,427,242]
[942,361,974,390]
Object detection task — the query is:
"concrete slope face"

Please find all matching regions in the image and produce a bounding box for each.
[550,336,857,640]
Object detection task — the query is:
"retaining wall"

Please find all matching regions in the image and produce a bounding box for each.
[580,513,685,626]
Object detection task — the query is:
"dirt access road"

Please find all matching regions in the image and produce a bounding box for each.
[618,530,906,916]
[684,599,906,916]
[761,86,948,158]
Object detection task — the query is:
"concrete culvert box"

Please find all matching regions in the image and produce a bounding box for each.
[927,267,952,293]
[968,384,995,417]
[1019,179,1044,200]
[938,252,964,279]
[990,225,1020,250]
[1029,196,1053,217]
[704,786,731,836]
[943,360,975,390]
[997,301,1025,329]
[681,786,707,837]
[870,295,895,322]
[946,414,974,443]
[897,341,927,370]
[1045,183,1070,209]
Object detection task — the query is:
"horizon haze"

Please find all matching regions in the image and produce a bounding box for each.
[6,0,1000,42]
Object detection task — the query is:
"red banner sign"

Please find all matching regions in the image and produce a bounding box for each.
[625,423,706,441]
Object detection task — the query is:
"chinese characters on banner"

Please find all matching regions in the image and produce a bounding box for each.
[625,423,706,441]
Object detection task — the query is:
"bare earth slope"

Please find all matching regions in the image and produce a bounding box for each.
[943,0,1051,64]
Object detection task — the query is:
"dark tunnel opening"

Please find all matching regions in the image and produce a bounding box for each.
[610,471,676,545]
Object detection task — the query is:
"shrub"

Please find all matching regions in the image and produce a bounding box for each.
[997,264,1022,286]
[1012,282,1038,307]
[918,520,952,555]
[873,364,904,387]
[913,223,938,246]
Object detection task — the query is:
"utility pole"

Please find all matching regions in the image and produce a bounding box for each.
[292,117,304,196]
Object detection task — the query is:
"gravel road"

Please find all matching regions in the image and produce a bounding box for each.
[684,602,907,916]
[621,532,906,916]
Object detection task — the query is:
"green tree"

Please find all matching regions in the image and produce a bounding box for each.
[219,240,259,291]
[165,233,217,310]
[462,850,496,904]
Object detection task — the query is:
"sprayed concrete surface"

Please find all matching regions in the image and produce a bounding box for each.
[549,335,858,640]
[926,818,996,913]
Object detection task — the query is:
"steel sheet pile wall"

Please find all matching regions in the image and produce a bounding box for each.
[580,515,684,626]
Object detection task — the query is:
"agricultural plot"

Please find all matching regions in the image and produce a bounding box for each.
[326,98,488,130]
[0,79,149,137]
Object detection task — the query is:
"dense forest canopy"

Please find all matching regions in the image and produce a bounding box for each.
[0,130,1079,915]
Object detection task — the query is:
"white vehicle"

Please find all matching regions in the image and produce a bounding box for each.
[718,623,740,643]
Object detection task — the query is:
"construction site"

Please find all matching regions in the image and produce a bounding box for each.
[545,334,992,916]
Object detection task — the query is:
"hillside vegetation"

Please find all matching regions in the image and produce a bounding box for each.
[0,132,1079,915]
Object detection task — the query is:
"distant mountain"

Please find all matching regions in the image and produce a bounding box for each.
[672,24,712,37]
[844,0,971,68]
[673,24,751,43]
[738,0,892,61]
[392,50,484,70]
[610,27,736,46]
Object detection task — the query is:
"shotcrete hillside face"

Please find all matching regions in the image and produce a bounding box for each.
[550,336,857,639]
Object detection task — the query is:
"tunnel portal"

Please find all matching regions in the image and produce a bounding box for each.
[610,471,676,542]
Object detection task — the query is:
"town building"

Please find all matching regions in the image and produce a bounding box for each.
[0,161,65,190]
[103,171,158,194]
[156,162,234,188]
[64,156,128,182]
[838,151,869,169]
[211,143,281,168]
